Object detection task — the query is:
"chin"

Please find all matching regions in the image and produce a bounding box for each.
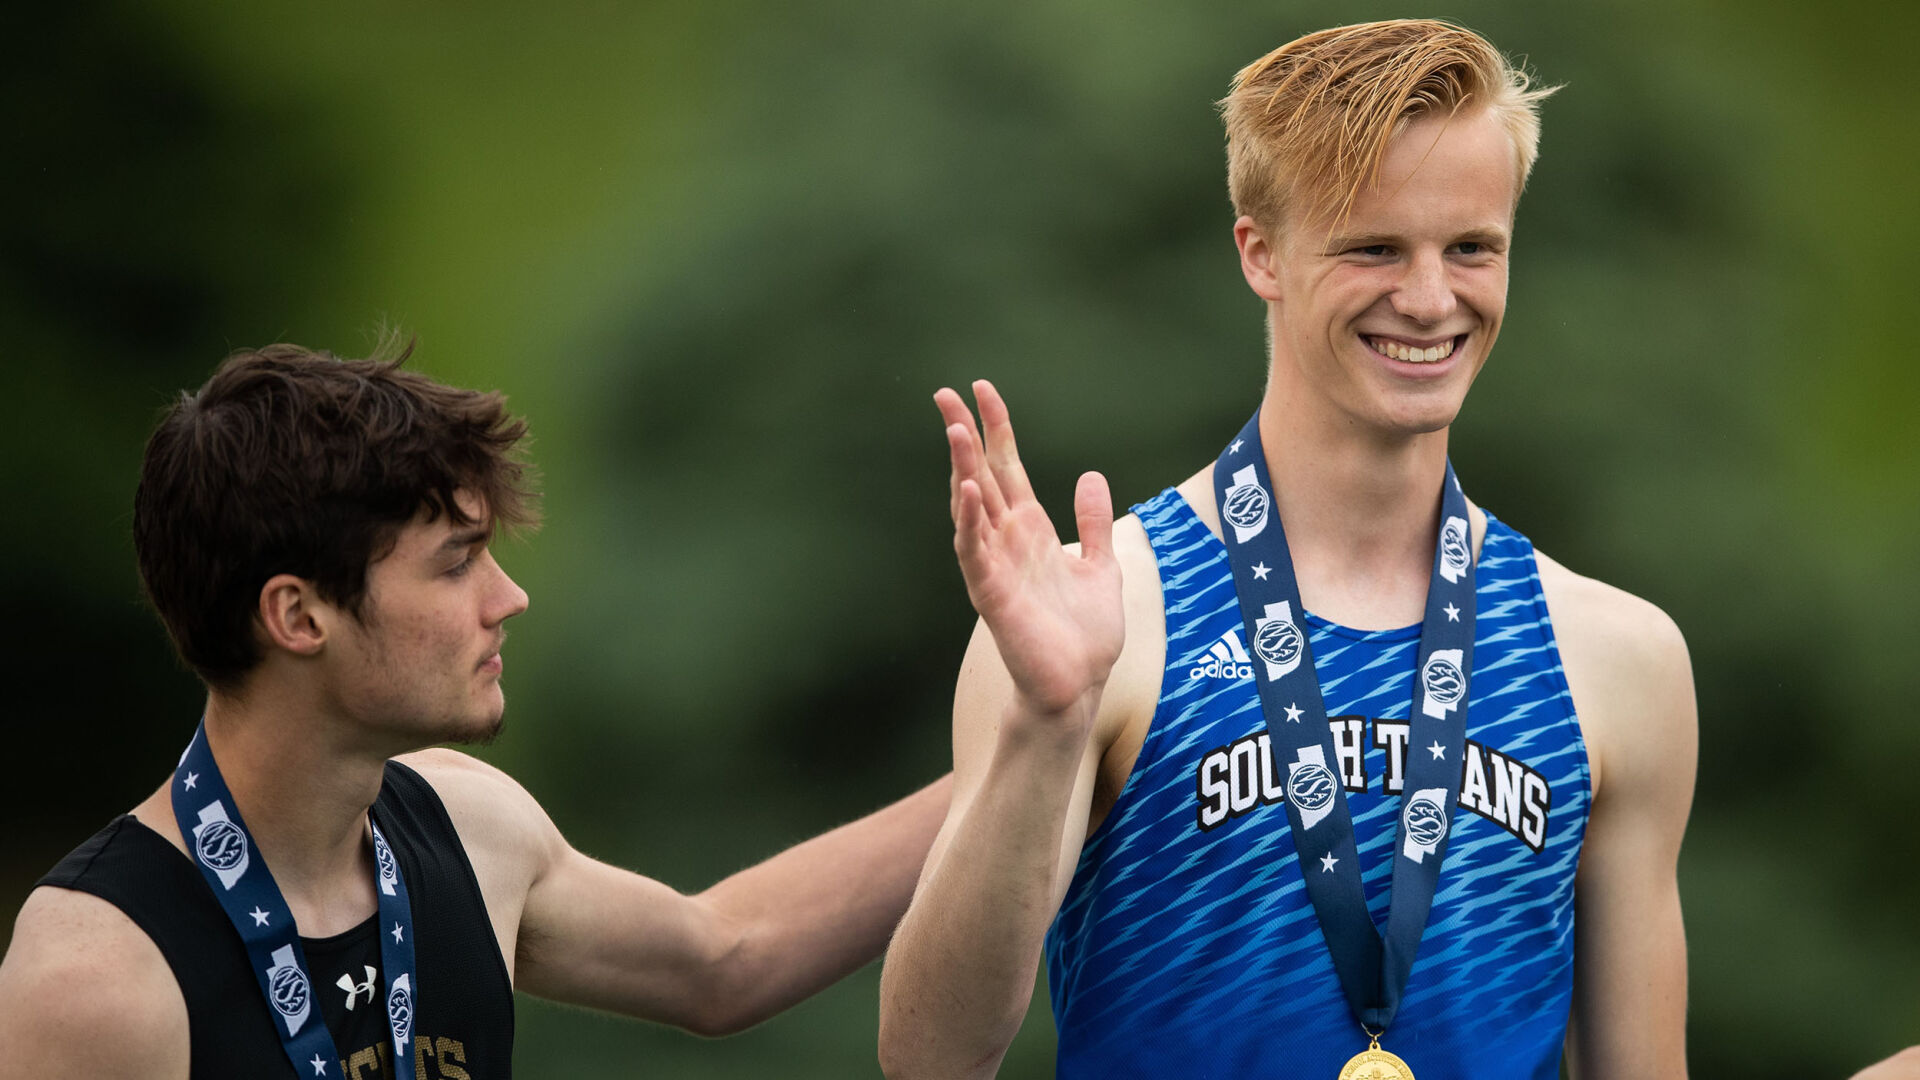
[419,700,507,748]
[1391,407,1463,436]
[449,709,507,747]
[473,713,506,746]
[1367,396,1467,437]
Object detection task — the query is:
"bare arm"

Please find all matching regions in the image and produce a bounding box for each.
[1853,1048,1920,1080]
[0,887,188,1079]
[410,750,950,1037]
[878,382,1130,1079]
[1540,552,1696,1080]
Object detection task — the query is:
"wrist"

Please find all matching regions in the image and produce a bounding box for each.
[999,688,1103,748]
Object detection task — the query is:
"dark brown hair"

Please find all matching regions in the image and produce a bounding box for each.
[133,336,539,689]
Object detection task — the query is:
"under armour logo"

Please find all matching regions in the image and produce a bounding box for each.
[336,966,377,1011]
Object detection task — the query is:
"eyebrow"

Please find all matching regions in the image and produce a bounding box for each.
[1321,227,1511,253]
[1455,226,1511,246]
[438,526,493,553]
[1323,232,1398,252]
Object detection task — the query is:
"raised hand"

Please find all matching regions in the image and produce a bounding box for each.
[934,380,1125,723]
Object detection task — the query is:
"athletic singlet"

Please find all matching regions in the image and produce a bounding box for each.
[39,760,514,1079]
[1045,488,1592,1079]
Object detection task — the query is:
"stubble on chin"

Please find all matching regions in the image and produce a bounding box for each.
[468,710,506,747]
[457,690,508,748]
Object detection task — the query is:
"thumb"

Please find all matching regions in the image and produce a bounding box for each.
[1073,471,1115,563]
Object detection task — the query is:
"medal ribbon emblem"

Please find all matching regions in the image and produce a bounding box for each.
[1212,410,1475,1054]
[172,723,421,1079]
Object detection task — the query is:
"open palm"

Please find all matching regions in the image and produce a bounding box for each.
[935,381,1125,721]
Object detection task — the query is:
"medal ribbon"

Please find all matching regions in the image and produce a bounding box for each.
[1212,410,1475,1032]
[171,723,420,1079]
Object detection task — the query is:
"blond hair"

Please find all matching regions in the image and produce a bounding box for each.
[1221,19,1557,233]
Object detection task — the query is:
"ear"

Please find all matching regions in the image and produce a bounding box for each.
[1233,215,1287,303]
[256,574,331,658]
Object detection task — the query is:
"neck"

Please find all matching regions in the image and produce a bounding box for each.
[200,684,387,915]
[1252,382,1450,628]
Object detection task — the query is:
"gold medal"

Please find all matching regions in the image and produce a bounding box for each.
[1336,1033,1415,1080]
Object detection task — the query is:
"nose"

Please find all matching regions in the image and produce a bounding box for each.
[1392,249,1456,326]
[484,553,530,625]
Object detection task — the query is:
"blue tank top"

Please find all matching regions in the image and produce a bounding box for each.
[1044,488,1591,1079]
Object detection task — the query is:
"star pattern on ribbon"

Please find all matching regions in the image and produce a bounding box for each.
[176,724,424,1080]
[1213,425,1474,1041]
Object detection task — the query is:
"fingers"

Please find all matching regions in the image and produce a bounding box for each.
[944,422,982,523]
[1073,470,1115,563]
[972,379,1037,508]
[953,477,1000,607]
[954,477,986,567]
[934,387,1005,523]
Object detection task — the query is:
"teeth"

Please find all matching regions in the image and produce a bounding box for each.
[1369,336,1457,363]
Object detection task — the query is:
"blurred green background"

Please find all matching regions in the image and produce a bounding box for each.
[4,0,1916,1075]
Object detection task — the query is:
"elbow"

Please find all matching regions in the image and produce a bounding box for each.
[875,1030,908,1080]
[674,909,767,1039]
[677,957,768,1038]
[876,975,1021,1080]
[876,1018,941,1080]
[877,1023,1006,1080]
[681,1001,756,1040]
[875,1006,927,1080]
[678,952,777,1039]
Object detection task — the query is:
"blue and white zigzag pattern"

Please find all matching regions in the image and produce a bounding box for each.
[1044,488,1591,1080]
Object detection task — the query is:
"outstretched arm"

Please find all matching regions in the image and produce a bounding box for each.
[878,381,1128,1079]
[411,750,949,1037]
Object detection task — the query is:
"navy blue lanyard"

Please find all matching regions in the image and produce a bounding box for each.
[1213,411,1475,1032]
[171,723,419,1079]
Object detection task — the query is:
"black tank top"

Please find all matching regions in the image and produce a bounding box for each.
[39,760,515,1079]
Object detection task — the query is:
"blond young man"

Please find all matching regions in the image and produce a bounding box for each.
[0,345,949,1078]
[880,21,1694,1079]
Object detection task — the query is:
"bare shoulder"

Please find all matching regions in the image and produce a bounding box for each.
[1532,548,1697,802]
[0,886,188,1076]
[1533,548,1692,699]
[1085,511,1169,803]
[395,748,563,866]
[1107,509,1170,720]
[394,748,565,982]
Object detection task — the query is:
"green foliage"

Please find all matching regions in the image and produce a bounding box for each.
[4,0,1915,1075]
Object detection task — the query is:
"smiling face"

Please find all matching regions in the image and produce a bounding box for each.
[1238,106,1520,438]
[323,492,530,748]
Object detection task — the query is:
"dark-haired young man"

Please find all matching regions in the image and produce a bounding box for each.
[0,343,948,1078]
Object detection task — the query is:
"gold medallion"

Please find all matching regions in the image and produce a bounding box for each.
[1337,1036,1415,1080]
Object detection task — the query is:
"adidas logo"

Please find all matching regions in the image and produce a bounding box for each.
[1189,628,1255,681]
